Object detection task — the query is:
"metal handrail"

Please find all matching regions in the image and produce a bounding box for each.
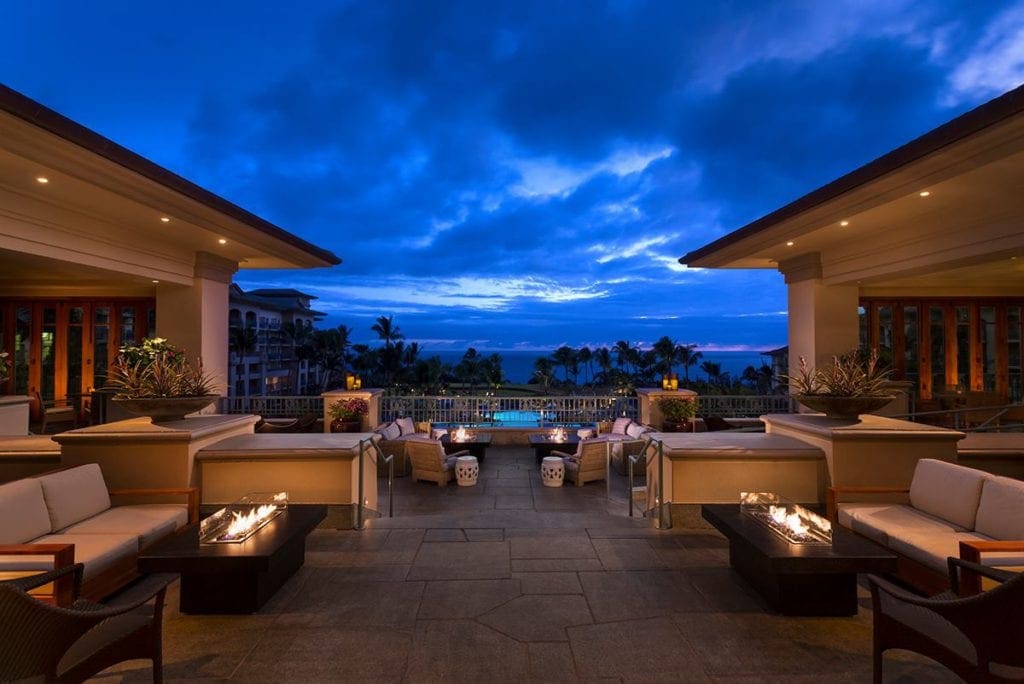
[895,402,1024,431]
[628,453,640,518]
[356,437,395,530]
[650,437,671,529]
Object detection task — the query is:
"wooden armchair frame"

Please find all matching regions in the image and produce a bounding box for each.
[407,439,467,487]
[553,440,609,487]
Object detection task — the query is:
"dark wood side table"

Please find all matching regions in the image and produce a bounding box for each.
[528,434,581,464]
[138,504,326,614]
[440,433,492,461]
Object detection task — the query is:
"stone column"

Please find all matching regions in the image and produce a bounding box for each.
[155,252,237,396]
[779,252,860,383]
[322,389,384,432]
[635,388,699,428]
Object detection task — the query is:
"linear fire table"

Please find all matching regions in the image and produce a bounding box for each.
[702,503,897,616]
[138,504,326,614]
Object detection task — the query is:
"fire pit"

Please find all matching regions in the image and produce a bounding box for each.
[200,492,288,544]
[740,492,832,545]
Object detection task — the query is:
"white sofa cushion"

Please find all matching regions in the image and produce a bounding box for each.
[626,423,651,439]
[395,417,416,436]
[837,503,964,546]
[888,529,1024,573]
[60,504,188,548]
[0,533,138,581]
[36,464,112,531]
[974,476,1024,540]
[909,459,989,530]
[379,422,401,441]
[0,478,53,544]
[611,418,632,435]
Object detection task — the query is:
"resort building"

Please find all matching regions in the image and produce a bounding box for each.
[682,84,1024,407]
[0,85,340,407]
[228,286,325,397]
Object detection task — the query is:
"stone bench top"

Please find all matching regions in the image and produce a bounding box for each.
[198,433,378,461]
[0,434,61,457]
[653,432,824,460]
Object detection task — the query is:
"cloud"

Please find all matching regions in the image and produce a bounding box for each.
[947,4,1024,103]
[507,144,673,200]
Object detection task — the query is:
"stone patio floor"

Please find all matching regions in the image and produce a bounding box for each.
[97,446,957,682]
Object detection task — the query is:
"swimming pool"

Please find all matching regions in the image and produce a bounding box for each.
[434,410,593,429]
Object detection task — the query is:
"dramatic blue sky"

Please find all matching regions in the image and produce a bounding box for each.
[3,2,1023,353]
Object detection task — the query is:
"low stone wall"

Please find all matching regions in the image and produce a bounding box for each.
[0,435,61,483]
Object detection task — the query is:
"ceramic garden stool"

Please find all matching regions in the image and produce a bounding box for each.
[455,455,479,486]
[541,456,565,487]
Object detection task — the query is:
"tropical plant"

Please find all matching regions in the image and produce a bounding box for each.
[0,350,10,383]
[784,349,891,397]
[658,396,696,421]
[328,397,369,421]
[107,338,217,398]
[676,343,702,382]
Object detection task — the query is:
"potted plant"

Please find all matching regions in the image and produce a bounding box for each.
[328,397,369,433]
[106,338,218,421]
[658,396,696,432]
[783,349,894,420]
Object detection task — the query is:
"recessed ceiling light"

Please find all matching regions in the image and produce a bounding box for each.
[919,190,930,197]
[36,176,49,184]
[151,279,160,284]
[786,240,794,246]
[218,238,227,245]
[160,216,170,223]
[1012,256,1018,261]
[839,220,849,227]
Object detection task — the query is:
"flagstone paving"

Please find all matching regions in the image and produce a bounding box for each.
[97,446,956,682]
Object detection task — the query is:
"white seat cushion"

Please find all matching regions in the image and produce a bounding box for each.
[888,529,1024,573]
[974,476,1024,540]
[36,464,112,531]
[60,504,187,548]
[908,459,989,530]
[0,533,138,581]
[0,478,53,544]
[611,418,632,435]
[625,422,651,439]
[837,503,965,546]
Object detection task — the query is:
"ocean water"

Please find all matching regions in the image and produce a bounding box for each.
[426,349,771,385]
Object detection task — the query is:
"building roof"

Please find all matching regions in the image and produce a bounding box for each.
[0,84,341,267]
[680,84,1024,266]
[244,288,319,300]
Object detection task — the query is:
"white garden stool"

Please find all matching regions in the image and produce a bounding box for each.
[455,455,479,486]
[541,456,565,487]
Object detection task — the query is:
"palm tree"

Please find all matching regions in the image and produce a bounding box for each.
[552,346,578,384]
[371,315,403,349]
[532,356,554,388]
[614,340,633,373]
[594,347,613,383]
[652,336,677,376]
[577,346,593,385]
[454,348,484,393]
[228,326,257,361]
[482,353,505,387]
[700,360,722,384]
[675,343,703,383]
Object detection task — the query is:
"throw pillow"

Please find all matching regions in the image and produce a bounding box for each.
[625,422,650,439]
[577,428,596,439]
[396,417,416,436]
[612,417,632,435]
[381,422,401,441]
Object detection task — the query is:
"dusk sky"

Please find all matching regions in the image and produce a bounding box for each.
[3,2,1022,353]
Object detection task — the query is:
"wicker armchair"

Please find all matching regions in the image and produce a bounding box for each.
[868,558,1024,683]
[552,440,609,487]
[0,563,174,682]
[406,438,466,487]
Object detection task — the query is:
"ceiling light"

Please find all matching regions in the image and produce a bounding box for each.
[218,238,227,245]
[839,220,849,227]
[786,240,794,247]
[1012,256,1018,261]
[919,190,930,197]
[151,279,160,284]
[36,176,49,184]
[160,216,170,223]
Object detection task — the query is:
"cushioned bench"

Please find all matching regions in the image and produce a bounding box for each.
[829,458,1024,594]
[0,463,197,603]
[589,417,654,476]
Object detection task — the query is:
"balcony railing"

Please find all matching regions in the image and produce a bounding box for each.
[379,395,639,425]
[218,396,323,418]
[697,395,793,417]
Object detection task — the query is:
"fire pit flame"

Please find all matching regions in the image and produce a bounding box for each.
[741,492,832,545]
[200,492,288,544]
[550,427,567,442]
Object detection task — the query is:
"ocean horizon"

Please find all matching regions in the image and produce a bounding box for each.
[422,349,773,384]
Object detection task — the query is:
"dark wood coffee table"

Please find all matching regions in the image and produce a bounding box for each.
[138,504,326,614]
[441,433,492,461]
[529,434,581,463]
[702,504,897,616]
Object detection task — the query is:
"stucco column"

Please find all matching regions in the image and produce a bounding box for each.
[780,252,860,382]
[155,252,237,395]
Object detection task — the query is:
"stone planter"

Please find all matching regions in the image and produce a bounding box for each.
[794,395,895,421]
[661,419,694,433]
[112,396,217,422]
[329,419,362,433]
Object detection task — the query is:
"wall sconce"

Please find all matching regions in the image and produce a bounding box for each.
[345,373,355,391]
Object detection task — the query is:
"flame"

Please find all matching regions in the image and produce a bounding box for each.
[224,504,279,540]
[769,505,810,537]
[453,426,469,442]
[550,427,567,442]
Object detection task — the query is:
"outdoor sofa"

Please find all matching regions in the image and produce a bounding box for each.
[590,417,655,476]
[829,458,1024,594]
[0,463,197,603]
[373,416,433,476]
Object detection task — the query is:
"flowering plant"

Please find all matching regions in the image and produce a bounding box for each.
[0,351,10,383]
[328,397,369,421]
[107,338,217,398]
